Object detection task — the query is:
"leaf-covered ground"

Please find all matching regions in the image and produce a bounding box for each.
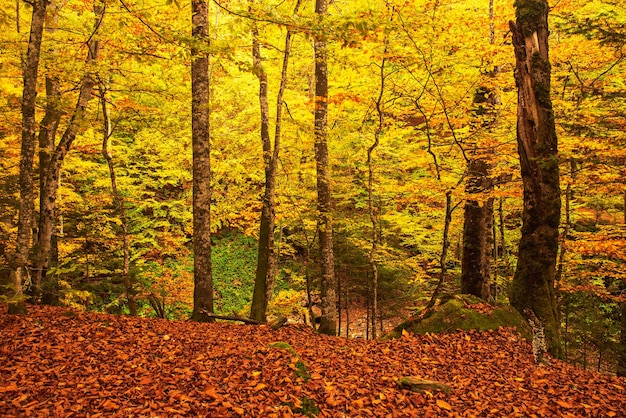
[1,305,625,417]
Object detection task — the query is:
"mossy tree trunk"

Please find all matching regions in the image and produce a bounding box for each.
[314,0,337,336]
[461,157,494,301]
[191,0,214,322]
[509,0,562,358]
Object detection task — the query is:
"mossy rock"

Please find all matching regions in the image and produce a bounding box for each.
[388,294,531,341]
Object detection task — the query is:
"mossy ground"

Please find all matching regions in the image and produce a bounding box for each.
[389,294,532,340]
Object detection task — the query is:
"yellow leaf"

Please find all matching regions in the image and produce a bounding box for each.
[436,399,452,410]
[402,329,409,337]
[254,383,267,391]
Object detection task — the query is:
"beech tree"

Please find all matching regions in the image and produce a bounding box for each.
[509,0,562,357]
[314,0,337,335]
[191,0,214,321]
[460,0,498,302]
[33,0,104,301]
[249,0,302,322]
[8,0,48,315]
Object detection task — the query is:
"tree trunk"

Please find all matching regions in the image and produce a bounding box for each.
[618,301,626,377]
[461,158,494,301]
[34,1,102,302]
[509,0,563,358]
[461,2,498,302]
[314,0,337,336]
[367,55,386,339]
[8,0,48,315]
[191,0,214,321]
[249,0,301,322]
[426,191,456,310]
[35,76,61,303]
[99,84,136,316]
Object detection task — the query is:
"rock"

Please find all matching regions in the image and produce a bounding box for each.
[397,376,452,394]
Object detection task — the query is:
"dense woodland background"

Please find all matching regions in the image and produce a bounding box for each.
[0,0,625,374]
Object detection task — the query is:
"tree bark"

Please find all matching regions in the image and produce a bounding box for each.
[9,0,48,315]
[191,0,215,321]
[99,84,136,316]
[33,0,102,302]
[461,158,494,301]
[509,0,562,358]
[314,0,337,335]
[461,2,498,302]
[249,10,273,322]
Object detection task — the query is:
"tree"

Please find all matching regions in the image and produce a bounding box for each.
[509,0,562,357]
[33,0,103,302]
[99,83,136,315]
[460,0,499,302]
[8,0,48,314]
[191,0,214,321]
[313,0,336,335]
[249,0,302,322]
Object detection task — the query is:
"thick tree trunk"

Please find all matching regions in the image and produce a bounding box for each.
[461,158,494,301]
[34,2,102,302]
[509,0,562,358]
[461,3,498,302]
[35,77,61,303]
[314,0,337,336]
[100,85,136,316]
[191,0,214,321]
[9,0,48,315]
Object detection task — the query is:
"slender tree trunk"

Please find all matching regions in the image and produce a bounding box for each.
[9,0,48,315]
[618,301,626,377]
[367,56,386,339]
[99,85,136,316]
[191,0,214,321]
[426,191,456,310]
[497,197,511,274]
[250,0,302,322]
[34,1,102,302]
[509,0,562,358]
[314,0,337,336]
[249,12,273,322]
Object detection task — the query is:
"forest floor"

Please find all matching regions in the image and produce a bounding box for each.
[1,305,625,417]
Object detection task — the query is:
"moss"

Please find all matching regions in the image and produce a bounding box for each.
[390,295,532,341]
[531,52,551,73]
[268,341,297,356]
[294,360,311,383]
[514,0,547,36]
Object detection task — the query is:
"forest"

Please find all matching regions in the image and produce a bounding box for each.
[0,0,625,393]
